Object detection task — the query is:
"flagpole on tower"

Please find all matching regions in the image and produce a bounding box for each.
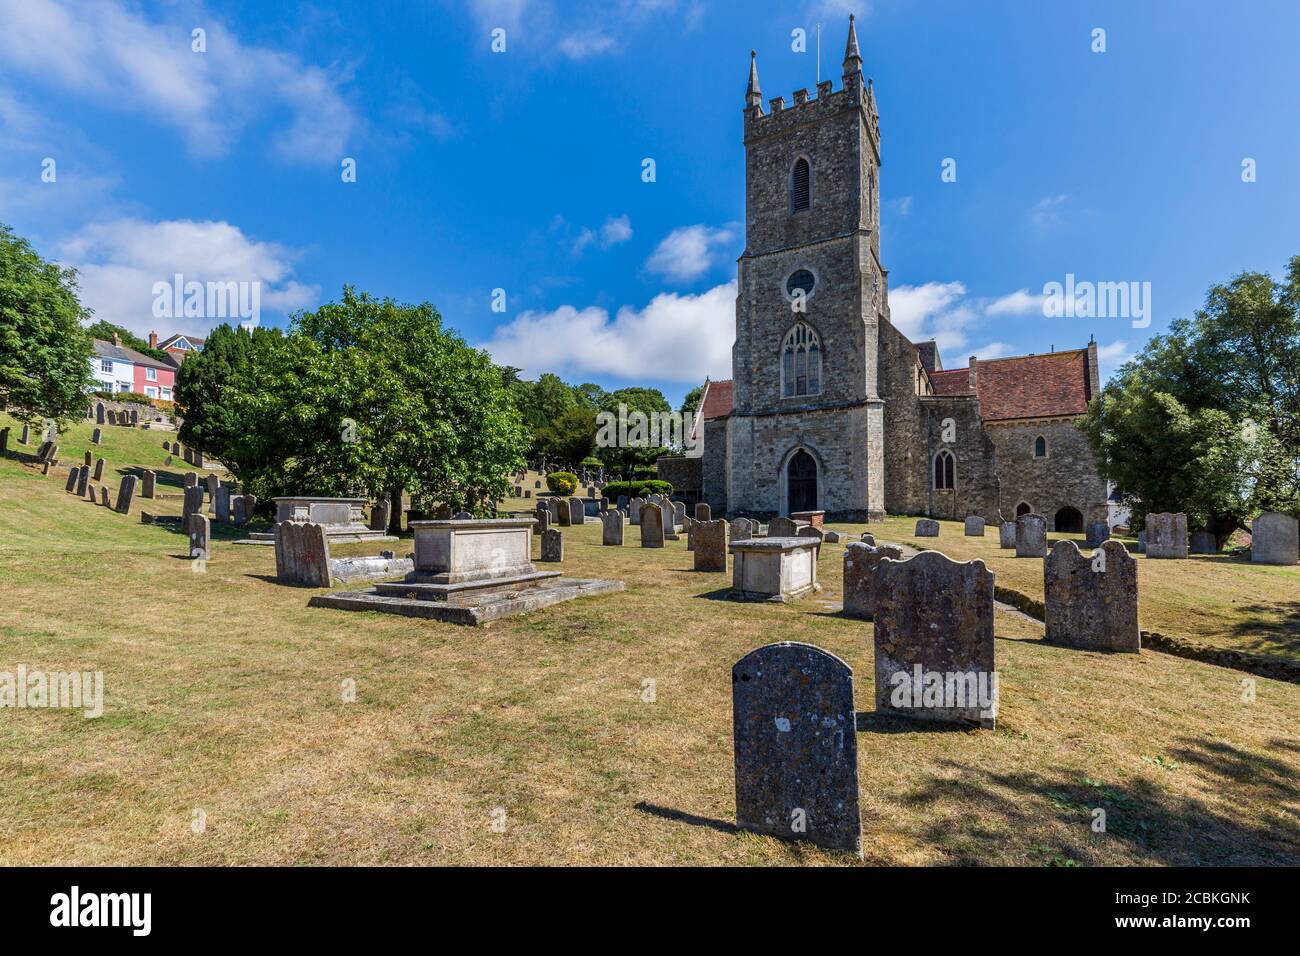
[816,23,821,84]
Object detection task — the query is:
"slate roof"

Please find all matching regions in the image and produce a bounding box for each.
[91,339,176,371]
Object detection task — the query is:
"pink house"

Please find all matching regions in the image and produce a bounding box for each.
[132,355,177,400]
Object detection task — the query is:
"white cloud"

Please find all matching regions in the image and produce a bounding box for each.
[568,214,632,256]
[463,0,689,60]
[645,225,736,283]
[888,281,972,352]
[558,32,617,59]
[1030,194,1069,227]
[600,214,633,246]
[985,288,1046,316]
[481,281,735,383]
[970,342,1013,360]
[0,0,357,163]
[889,196,913,216]
[58,218,319,338]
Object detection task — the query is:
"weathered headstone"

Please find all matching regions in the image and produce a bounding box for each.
[998,521,1016,549]
[769,516,799,537]
[1252,512,1299,565]
[65,469,79,493]
[540,528,563,562]
[19,423,29,445]
[75,465,90,498]
[183,446,194,464]
[184,472,198,488]
[660,501,679,540]
[86,482,97,502]
[232,495,251,525]
[587,485,597,499]
[274,520,330,585]
[100,486,111,507]
[639,503,665,548]
[628,498,643,525]
[694,519,728,571]
[1015,513,1047,557]
[731,517,753,541]
[1145,513,1188,559]
[963,516,985,536]
[95,402,105,424]
[182,485,204,524]
[1189,530,1218,554]
[872,550,997,727]
[205,474,220,512]
[0,427,8,453]
[534,506,550,534]
[695,502,711,522]
[215,484,232,523]
[732,642,861,856]
[164,455,173,466]
[555,497,572,526]
[914,518,940,537]
[860,532,876,547]
[842,542,904,619]
[568,497,585,525]
[673,502,686,528]
[370,500,391,533]
[1044,540,1139,652]
[114,475,138,515]
[1085,521,1110,547]
[600,509,624,546]
[83,451,92,468]
[452,511,473,520]
[93,458,105,481]
[141,470,156,498]
[823,530,842,543]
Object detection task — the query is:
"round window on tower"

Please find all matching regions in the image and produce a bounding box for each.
[785,269,816,299]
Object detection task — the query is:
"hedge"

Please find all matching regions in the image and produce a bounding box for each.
[602,479,673,500]
[546,471,579,496]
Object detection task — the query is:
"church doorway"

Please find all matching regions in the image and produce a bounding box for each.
[786,450,818,514]
[1054,506,1083,533]
[1015,502,1033,517]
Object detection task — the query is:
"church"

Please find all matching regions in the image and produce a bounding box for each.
[686,17,1109,532]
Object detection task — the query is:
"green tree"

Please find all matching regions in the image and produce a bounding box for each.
[85,320,170,363]
[174,323,259,455]
[0,223,93,424]
[679,384,704,417]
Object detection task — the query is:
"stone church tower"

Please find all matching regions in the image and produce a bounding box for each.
[720,16,886,519]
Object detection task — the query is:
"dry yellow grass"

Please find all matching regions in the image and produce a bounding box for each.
[1,422,1297,865]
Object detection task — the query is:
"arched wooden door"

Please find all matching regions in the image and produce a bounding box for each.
[787,450,818,514]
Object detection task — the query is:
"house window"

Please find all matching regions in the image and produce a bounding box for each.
[791,157,811,212]
[1033,435,1047,458]
[145,386,159,398]
[934,449,955,490]
[161,388,172,400]
[100,359,113,373]
[117,381,131,393]
[146,367,157,382]
[781,322,821,397]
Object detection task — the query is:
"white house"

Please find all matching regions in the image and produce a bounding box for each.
[90,339,136,393]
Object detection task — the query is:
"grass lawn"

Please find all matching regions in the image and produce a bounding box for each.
[1,417,1298,866]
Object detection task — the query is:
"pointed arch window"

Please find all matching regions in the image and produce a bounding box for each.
[791,157,811,212]
[934,449,955,490]
[781,322,822,397]
[1033,435,1047,458]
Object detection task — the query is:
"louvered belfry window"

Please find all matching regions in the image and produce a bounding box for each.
[791,158,811,212]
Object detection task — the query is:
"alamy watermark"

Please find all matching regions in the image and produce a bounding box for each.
[1042,274,1151,328]
[595,403,699,453]
[152,273,261,326]
[887,665,999,718]
[1,665,103,718]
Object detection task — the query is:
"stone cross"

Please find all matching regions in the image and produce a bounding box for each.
[1015,513,1047,557]
[871,550,997,728]
[1044,540,1139,652]
[732,642,861,856]
[842,542,904,619]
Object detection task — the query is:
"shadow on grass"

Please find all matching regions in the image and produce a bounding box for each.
[855,711,975,734]
[1226,601,1300,657]
[633,801,737,834]
[900,739,1300,865]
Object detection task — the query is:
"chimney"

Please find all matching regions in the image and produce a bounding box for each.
[968,356,979,394]
[112,333,121,347]
[148,331,158,349]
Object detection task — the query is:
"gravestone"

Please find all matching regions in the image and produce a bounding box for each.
[568,497,585,525]
[86,482,97,502]
[0,427,8,454]
[91,428,102,445]
[75,465,90,498]
[534,480,541,489]
[535,506,550,534]
[525,491,532,499]
[1044,540,1140,652]
[96,402,105,424]
[693,519,728,572]
[798,525,825,544]
[731,517,753,542]
[540,528,563,562]
[370,500,391,533]
[93,458,105,481]
[673,502,686,528]
[963,516,985,536]
[65,469,79,493]
[1085,521,1110,547]
[1015,513,1047,557]
[732,642,861,856]
[274,520,330,585]
[1252,512,1299,565]
[114,475,138,515]
[83,451,92,468]
[163,440,171,450]
[556,498,572,526]
[600,509,624,546]
[206,474,220,512]
[997,522,1015,549]
[215,485,232,523]
[587,485,597,499]
[639,503,665,548]
[452,512,472,520]
[824,530,842,543]
[182,485,204,524]
[860,532,876,547]
[184,472,198,488]
[914,518,939,537]
[20,423,30,444]
[193,450,204,468]
[100,487,111,507]
[1190,530,1218,554]
[184,447,194,465]
[514,485,522,497]
[232,495,252,526]
[769,516,798,537]
[842,542,904,619]
[141,470,156,499]
[661,501,679,541]
[1145,513,1188,559]
[872,550,997,727]
[695,503,711,522]
[164,455,173,466]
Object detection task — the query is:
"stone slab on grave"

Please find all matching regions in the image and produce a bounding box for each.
[727,537,821,602]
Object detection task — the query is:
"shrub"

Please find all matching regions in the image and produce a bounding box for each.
[602,479,673,500]
[546,471,579,496]
[580,455,604,469]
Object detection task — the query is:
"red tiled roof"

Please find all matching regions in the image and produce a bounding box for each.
[700,379,734,419]
[926,349,1093,421]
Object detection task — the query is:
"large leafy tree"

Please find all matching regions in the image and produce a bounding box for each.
[85,320,170,363]
[1083,257,1300,544]
[174,323,260,455]
[0,223,93,424]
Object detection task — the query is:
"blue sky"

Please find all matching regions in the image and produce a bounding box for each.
[2,0,1298,405]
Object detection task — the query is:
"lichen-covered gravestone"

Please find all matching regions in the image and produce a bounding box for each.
[768,516,798,537]
[540,528,563,562]
[182,485,204,524]
[188,514,211,560]
[141,470,156,499]
[628,498,643,525]
[871,550,997,727]
[555,498,571,527]
[1085,521,1110,547]
[963,516,985,536]
[370,500,390,532]
[1015,513,1047,557]
[274,521,330,585]
[841,542,904,619]
[1044,540,1139,652]
[639,504,664,548]
[914,518,939,537]
[601,509,624,546]
[568,497,585,525]
[1145,513,1188,559]
[114,475,138,515]
[695,503,711,522]
[998,521,1016,549]
[730,517,753,542]
[1251,512,1299,565]
[693,519,728,572]
[732,642,861,856]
